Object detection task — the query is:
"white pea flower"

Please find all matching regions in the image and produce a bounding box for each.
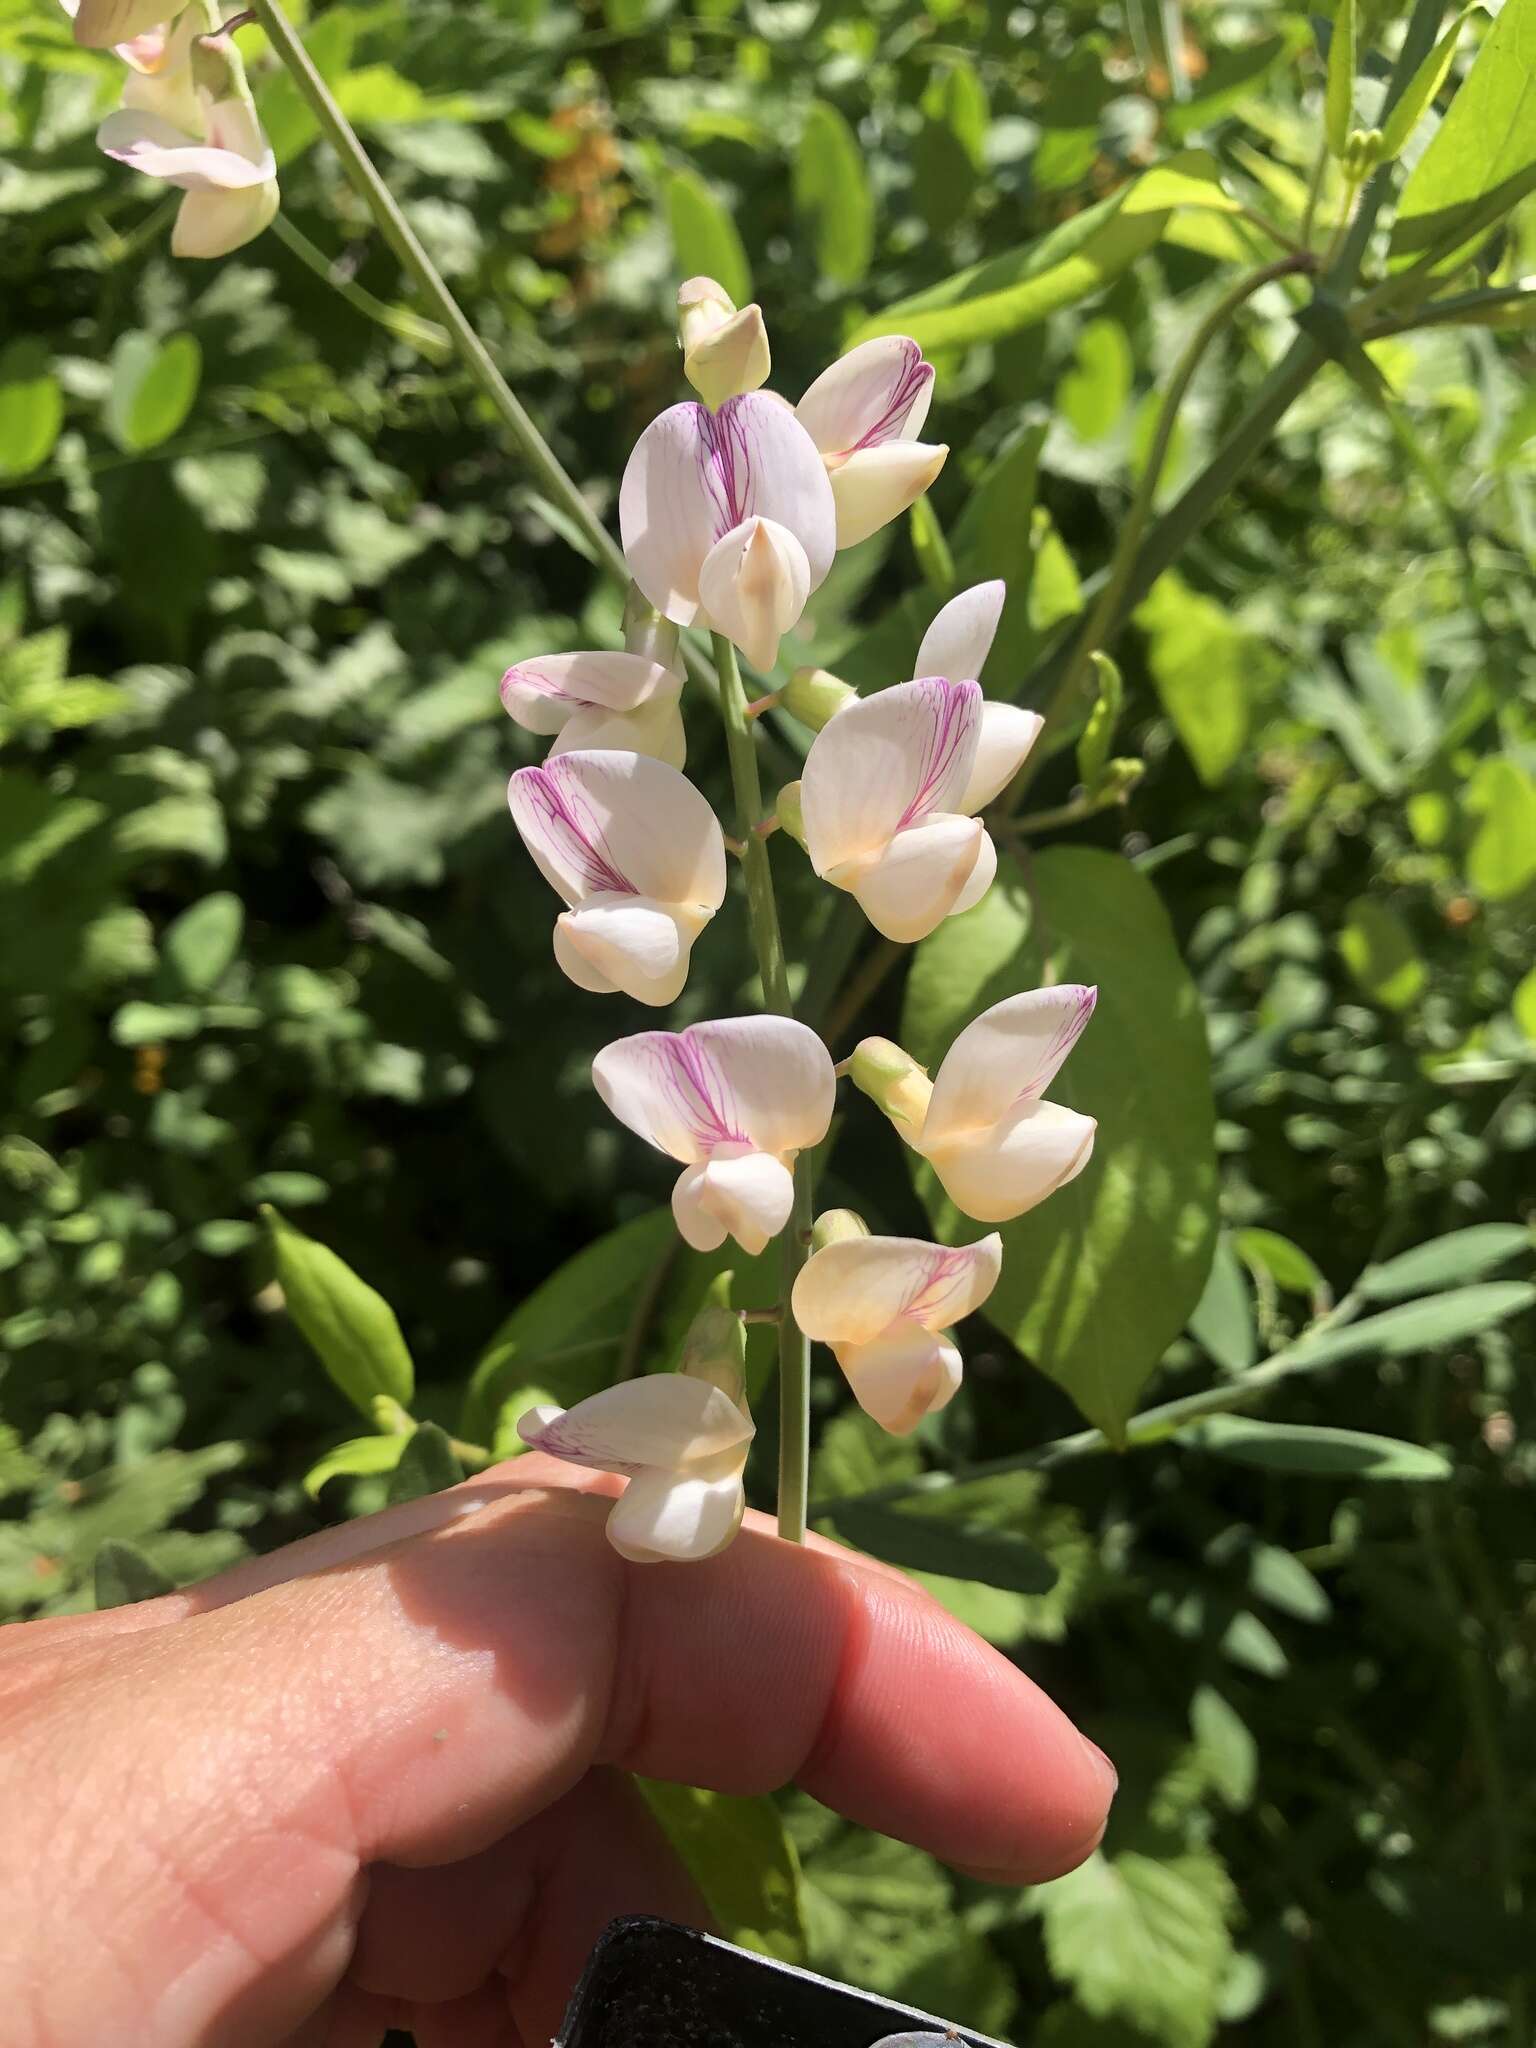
[796,337,949,550]
[914,578,1045,810]
[792,1230,1003,1435]
[95,28,278,260]
[507,751,726,1006]
[619,391,836,674]
[65,0,179,59]
[677,275,771,411]
[517,1355,754,1565]
[501,650,686,770]
[856,986,1099,1223]
[593,1018,835,1255]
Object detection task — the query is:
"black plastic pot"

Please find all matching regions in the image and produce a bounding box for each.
[558,1917,1009,2048]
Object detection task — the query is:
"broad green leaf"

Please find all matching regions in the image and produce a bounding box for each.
[460,1209,674,1441]
[941,59,988,168]
[94,1537,175,1609]
[104,331,201,455]
[1033,1844,1238,2048]
[663,166,751,307]
[1338,897,1426,1010]
[848,150,1237,350]
[1360,1225,1531,1301]
[1233,1228,1329,1303]
[264,1205,415,1419]
[1513,966,1536,1042]
[1027,507,1082,632]
[1392,0,1536,262]
[1057,317,1133,442]
[1282,1283,1534,1370]
[793,101,873,285]
[1179,1416,1452,1481]
[1190,1684,1257,1811]
[1188,1233,1257,1374]
[387,1422,465,1504]
[904,848,1219,1442]
[161,893,243,995]
[1465,757,1536,900]
[638,1782,807,1963]
[1135,572,1252,786]
[303,1433,408,1498]
[1325,0,1357,158]
[831,1499,1058,1593]
[0,340,63,481]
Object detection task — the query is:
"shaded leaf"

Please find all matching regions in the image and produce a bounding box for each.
[264,1206,416,1419]
[638,1782,807,1963]
[1178,1416,1452,1481]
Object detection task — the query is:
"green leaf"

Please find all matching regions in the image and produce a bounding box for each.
[1027,507,1082,631]
[1379,5,1482,163]
[104,331,201,455]
[111,1000,203,1046]
[663,166,751,307]
[461,1209,673,1441]
[907,493,955,599]
[848,150,1237,351]
[1033,1844,1238,2048]
[793,101,874,286]
[1465,756,1536,900]
[1276,1283,1535,1373]
[1179,1416,1452,1481]
[1392,0,1536,262]
[831,1500,1058,1593]
[0,339,63,481]
[1233,1228,1330,1304]
[1338,897,1427,1010]
[1163,24,1310,141]
[387,1422,464,1504]
[1325,0,1358,158]
[904,848,1219,1443]
[638,1782,807,1963]
[1360,1226,1531,1301]
[1058,316,1133,441]
[264,1206,415,1419]
[303,1432,409,1498]
[1190,1684,1258,1812]
[94,1537,175,1609]
[1135,571,1252,786]
[161,893,243,995]
[1513,966,1536,1042]
[1188,1233,1257,1374]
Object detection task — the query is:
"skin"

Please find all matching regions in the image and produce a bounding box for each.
[0,1455,1117,2048]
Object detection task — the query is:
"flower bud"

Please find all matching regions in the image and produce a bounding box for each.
[848,1037,934,1131]
[371,1394,414,1436]
[781,665,858,732]
[680,1273,748,1406]
[1093,757,1146,804]
[810,1207,871,1253]
[1343,126,1383,180]
[775,779,806,848]
[622,581,683,675]
[678,276,770,410]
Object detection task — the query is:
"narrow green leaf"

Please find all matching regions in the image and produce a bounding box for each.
[1188,1234,1257,1374]
[1360,1226,1532,1301]
[94,1537,176,1609]
[833,1500,1059,1594]
[1179,1416,1451,1480]
[1233,1228,1330,1304]
[104,331,201,455]
[793,101,874,286]
[1190,1684,1258,1811]
[264,1205,416,1419]
[387,1422,464,1504]
[1392,0,1536,261]
[908,494,955,598]
[638,1782,807,1963]
[0,340,64,481]
[303,1432,409,1498]
[1325,0,1358,158]
[1286,1282,1535,1369]
[663,166,751,307]
[1379,5,1481,162]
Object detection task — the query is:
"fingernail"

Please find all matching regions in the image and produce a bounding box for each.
[1080,1734,1118,1797]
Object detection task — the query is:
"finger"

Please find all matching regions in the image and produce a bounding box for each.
[6,1481,1112,2046]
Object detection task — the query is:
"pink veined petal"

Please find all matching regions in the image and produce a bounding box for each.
[594,1016,834,1164]
[502,651,678,723]
[515,1374,752,1476]
[509,752,725,910]
[554,697,687,770]
[922,985,1099,1147]
[959,703,1044,814]
[835,1326,963,1436]
[672,1152,796,1257]
[697,516,810,673]
[605,1462,749,1563]
[826,441,948,552]
[172,177,278,259]
[797,336,935,458]
[841,812,985,944]
[946,824,997,920]
[924,1099,1097,1224]
[801,678,982,876]
[556,899,699,1007]
[96,108,276,190]
[791,1232,1003,1347]
[915,580,1006,685]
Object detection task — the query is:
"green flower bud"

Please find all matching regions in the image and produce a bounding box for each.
[680,1270,748,1406]
[810,1208,871,1253]
[776,779,807,848]
[781,666,858,732]
[371,1394,414,1436]
[848,1037,934,1131]
[622,581,682,674]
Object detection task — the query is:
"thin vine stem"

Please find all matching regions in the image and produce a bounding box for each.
[713,634,812,1544]
[271,214,451,359]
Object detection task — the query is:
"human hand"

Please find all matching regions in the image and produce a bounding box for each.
[0,1458,1115,2048]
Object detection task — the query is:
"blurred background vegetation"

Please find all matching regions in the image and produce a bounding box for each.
[2,0,1535,2041]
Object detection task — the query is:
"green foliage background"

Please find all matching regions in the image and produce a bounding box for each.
[3,0,1535,2041]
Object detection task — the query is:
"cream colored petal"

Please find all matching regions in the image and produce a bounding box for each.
[71,0,173,47]
[508,752,724,910]
[914,580,1005,684]
[516,1373,752,1475]
[171,177,278,259]
[594,1015,834,1165]
[947,826,996,919]
[828,441,948,551]
[923,985,1098,1145]
[557,899,697,1008]
[697,515,810,674]
[959,702,1044,814]
[925,1099,1097,1224]
[605,1462,748,1563]
[843,812,984,943]
[835,1325,963,1437]
[792,1232,1003,1346]
[801,678,982,876]
[554,697,687,770]
[502,651,678,719]
[672,1152,795,1257]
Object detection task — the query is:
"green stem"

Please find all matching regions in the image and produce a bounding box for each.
[1299,138,1330,248]
[1360,278,1536,335]
[272,213,452,359]
[247,0,628,589]
[996,253,1312,816]
[713,634,812,1543]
